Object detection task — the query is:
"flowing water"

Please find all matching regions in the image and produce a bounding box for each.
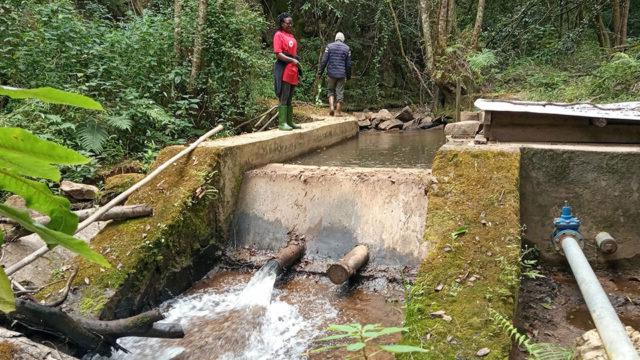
[106,261,338,360]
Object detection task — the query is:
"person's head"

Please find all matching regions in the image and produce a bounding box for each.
[277,13,293,33]
[335,32,345,42]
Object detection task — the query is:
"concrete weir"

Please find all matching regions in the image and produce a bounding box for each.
[232,164,432,267]
[35,117,358,319]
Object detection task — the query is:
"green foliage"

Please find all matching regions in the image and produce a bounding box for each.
[490,309,573,360]
[0,0,269,181]
[0,86,112,314]
[311,323,428,358]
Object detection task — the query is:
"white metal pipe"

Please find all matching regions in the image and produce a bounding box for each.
[561,235,639,360]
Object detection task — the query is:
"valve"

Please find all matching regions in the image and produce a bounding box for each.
[552,201,583,252]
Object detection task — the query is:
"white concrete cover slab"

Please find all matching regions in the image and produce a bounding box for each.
[475,99,640,121]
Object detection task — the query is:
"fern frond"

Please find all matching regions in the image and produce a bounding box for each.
[105,114,132,130]
[78,120,108,153]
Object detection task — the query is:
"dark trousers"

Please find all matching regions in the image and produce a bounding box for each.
[279,82,296,106]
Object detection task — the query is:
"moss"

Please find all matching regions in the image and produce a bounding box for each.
[402,148,522,359]
[38,145,224,317]
[0,342,16,360]
[104,173,145,193]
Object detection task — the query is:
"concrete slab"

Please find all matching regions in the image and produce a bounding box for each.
[232,164,432,266]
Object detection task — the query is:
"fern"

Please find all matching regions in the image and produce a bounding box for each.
[105,114,132,130]
[489,309,573,360]
[78,120,109,152]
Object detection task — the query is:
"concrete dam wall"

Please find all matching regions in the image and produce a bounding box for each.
[232,164,433,267]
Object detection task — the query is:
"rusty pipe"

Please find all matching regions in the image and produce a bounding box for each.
[596,232,618,254]
[269,241,305,274]
[327,245,369,284]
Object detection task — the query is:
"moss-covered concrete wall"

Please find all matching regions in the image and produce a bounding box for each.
[37,117,358,319]
[403,146,522,359]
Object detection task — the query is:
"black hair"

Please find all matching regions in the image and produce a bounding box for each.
[277,12,292,28]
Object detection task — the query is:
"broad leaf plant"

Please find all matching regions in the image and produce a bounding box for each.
[0,86,111,313]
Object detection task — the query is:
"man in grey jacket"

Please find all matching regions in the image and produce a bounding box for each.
[318,32,352,116]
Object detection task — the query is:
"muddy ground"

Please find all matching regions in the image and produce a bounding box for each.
[513,264,640,358]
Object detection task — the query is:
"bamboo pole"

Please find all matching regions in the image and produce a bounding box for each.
[6,125,224,276]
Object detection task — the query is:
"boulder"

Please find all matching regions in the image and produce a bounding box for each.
[60,180,100,201]
[460,111,480,122]
[371,118,383,129]
[402,119,421,131]
[379,119,404,130]
[358,119,372,129]
[395,106,414,122]
[4,195,27,209]
[444,121,480,138]
[374,109,393,121]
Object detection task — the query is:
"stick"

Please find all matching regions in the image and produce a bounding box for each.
[252,106,277,129]
[234,105,277,131]
[43,268,77,307]
[258,113,278,132]
[5,125,224,276]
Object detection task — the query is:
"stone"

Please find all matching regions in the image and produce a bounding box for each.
[395,106,414,122]
[444,121,480,138]
[4,195,27,209]
[474,134,488,144]
[402,119,420,131]
[575,326,640,360]
[379,119,404,130]
[358,119,372,129]
[0,328,77,359]
[476,348,491,357]
[60,180,99,200]
[371,118,382,129]
[460,111,480,122]
[374,109,393,121]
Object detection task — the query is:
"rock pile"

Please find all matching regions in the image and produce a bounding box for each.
[356,106,449,132]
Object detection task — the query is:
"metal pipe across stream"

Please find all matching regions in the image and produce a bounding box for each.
[561,235,639,360]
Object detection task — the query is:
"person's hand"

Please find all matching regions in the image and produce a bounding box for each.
[291,59,299,66]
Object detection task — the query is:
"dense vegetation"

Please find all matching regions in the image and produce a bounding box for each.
[1,0,638,181]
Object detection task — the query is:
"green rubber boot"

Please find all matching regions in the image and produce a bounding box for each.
[287,105,301,129]
[278,105,293,131]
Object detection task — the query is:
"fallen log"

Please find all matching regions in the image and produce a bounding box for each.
[10,299,184,356]
[0,205,153,242]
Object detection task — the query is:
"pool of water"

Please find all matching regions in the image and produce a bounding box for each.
[289,130,445,168]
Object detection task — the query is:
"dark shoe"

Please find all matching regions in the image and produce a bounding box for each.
[278,105,293,131]
[287,106,301,129]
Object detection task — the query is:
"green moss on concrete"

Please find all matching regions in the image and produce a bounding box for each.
[402,148,522,359]
[39,145,223,317]
[104,173,145,193]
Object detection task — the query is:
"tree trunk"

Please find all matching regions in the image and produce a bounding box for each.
[611,0,622,45]
[437,0,449,49]
[620,0,630,46]
[174,0,184,61]
[188,0,209,92]
[471,0,486,49]
[446,0,456,38]
[419,0,435,73]
[594,12,611,49]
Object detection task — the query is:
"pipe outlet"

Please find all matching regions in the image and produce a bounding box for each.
[596,232,618,254]
[270,241,305,274]
[327,245,369,284]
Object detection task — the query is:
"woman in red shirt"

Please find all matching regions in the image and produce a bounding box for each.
[273,13,301,131]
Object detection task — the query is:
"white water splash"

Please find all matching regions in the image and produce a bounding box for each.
[105,264,336,360]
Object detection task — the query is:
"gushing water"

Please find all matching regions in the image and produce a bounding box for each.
[105,262,336,360]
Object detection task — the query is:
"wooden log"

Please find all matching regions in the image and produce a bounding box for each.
[10,299,184,356]
[0,205,153,242]
[327,245,369,284]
